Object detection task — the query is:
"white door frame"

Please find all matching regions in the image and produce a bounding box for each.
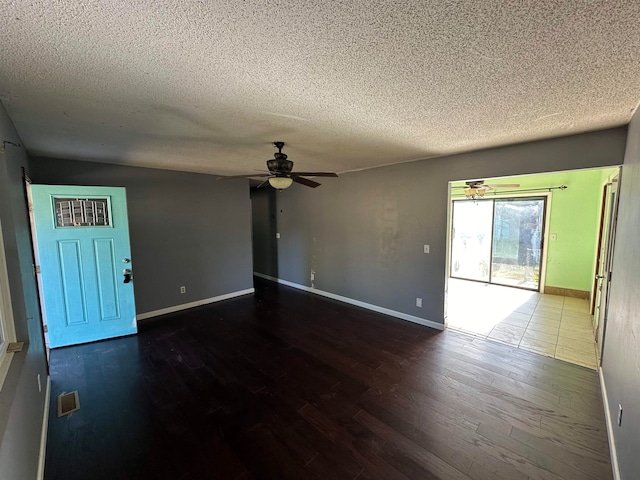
[25,182,49,352]
[593,172,621,364]
[0,216,17,389]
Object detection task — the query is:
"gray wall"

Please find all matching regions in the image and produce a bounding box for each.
[602,111,640,479]
[0,103,49,480]
[250,188,278,278]
[0,101,255,478]
[29,158,254,315]
[269,128,626,324]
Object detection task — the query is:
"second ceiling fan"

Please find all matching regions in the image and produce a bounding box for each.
[453,180,521,199]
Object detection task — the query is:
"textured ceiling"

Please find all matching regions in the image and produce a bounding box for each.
[1,1,639,176]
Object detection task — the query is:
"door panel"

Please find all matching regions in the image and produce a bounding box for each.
[450,200,493,282]
[31,185,136,348]
[58,239,88,326]
[94,239,120,320]
[490,198,545,290]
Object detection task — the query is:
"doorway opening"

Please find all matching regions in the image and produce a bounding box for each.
[445,166,621,370]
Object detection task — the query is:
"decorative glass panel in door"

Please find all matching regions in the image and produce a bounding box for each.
[490,198,545,289]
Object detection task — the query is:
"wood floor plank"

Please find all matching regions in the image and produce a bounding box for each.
[476,423,607,480]
[299,403,413,480]
[354,408,473,479]
[507,424,613,480]
[44,277,613,480]
[358,395,529,480]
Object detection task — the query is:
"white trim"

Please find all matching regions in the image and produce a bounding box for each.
[136,288,255,320]
[26,183,49,349]
[254,272,445,331]
[599,368,621,480]
[0,215,17,391]
[444,183,453,327]
[539,191,553,294]
[37,376,51,480]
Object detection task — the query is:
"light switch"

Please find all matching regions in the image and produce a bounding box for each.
[276,233,281,239]
[424,245,430,254]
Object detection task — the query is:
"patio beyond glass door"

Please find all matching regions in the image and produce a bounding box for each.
[451,197,545,290]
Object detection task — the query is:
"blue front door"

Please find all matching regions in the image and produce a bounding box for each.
[30,185,137,348]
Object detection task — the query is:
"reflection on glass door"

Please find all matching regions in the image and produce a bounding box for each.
[450,201,493,282]
[450,197,546,290]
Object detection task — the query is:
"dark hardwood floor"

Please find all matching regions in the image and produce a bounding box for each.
[44,277,613,480]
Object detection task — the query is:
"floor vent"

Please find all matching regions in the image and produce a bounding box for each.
[7,342,24,353]
[57,391,80,417]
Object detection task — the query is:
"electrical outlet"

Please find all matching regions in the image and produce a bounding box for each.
[618,404,623,426]
[276,233,281,239]
[424,244,430,254]
[310,271,315,281]
[416,298,422,308]
[180,286,186,294]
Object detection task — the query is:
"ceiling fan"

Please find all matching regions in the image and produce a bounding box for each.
[453,180,521,199]
[217,141,338,189]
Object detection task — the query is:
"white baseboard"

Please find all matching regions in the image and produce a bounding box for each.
[253,272,444,331]
[599,368,621,480]
[136,288,255,321]
[37,376,51,480]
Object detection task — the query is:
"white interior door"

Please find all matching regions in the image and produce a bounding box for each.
[594,174,620,363]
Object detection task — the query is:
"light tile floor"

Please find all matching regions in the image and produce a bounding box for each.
[447,278,599,369]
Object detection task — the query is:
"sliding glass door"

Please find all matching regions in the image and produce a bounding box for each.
[450,197,546,290]
[450,201,493,282]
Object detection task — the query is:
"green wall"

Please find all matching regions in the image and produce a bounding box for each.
[452,167,619,293]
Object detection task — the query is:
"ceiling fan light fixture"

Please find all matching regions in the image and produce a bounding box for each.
[216,141,337,189]
[268,176,293,190]
[464,187,484,199]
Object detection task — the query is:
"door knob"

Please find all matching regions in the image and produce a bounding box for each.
[595,274,605,280]
[123,269,132,283]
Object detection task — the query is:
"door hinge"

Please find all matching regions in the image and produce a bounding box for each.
[43,325,48,333]
[34,265,41,274]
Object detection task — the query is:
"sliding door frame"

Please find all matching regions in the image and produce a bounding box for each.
[448,192,552,292]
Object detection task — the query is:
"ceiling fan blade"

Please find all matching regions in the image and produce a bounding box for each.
[454,182,520,189]
[217,174,272,179]
[292,176,321,188]
[291,172,338,177]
